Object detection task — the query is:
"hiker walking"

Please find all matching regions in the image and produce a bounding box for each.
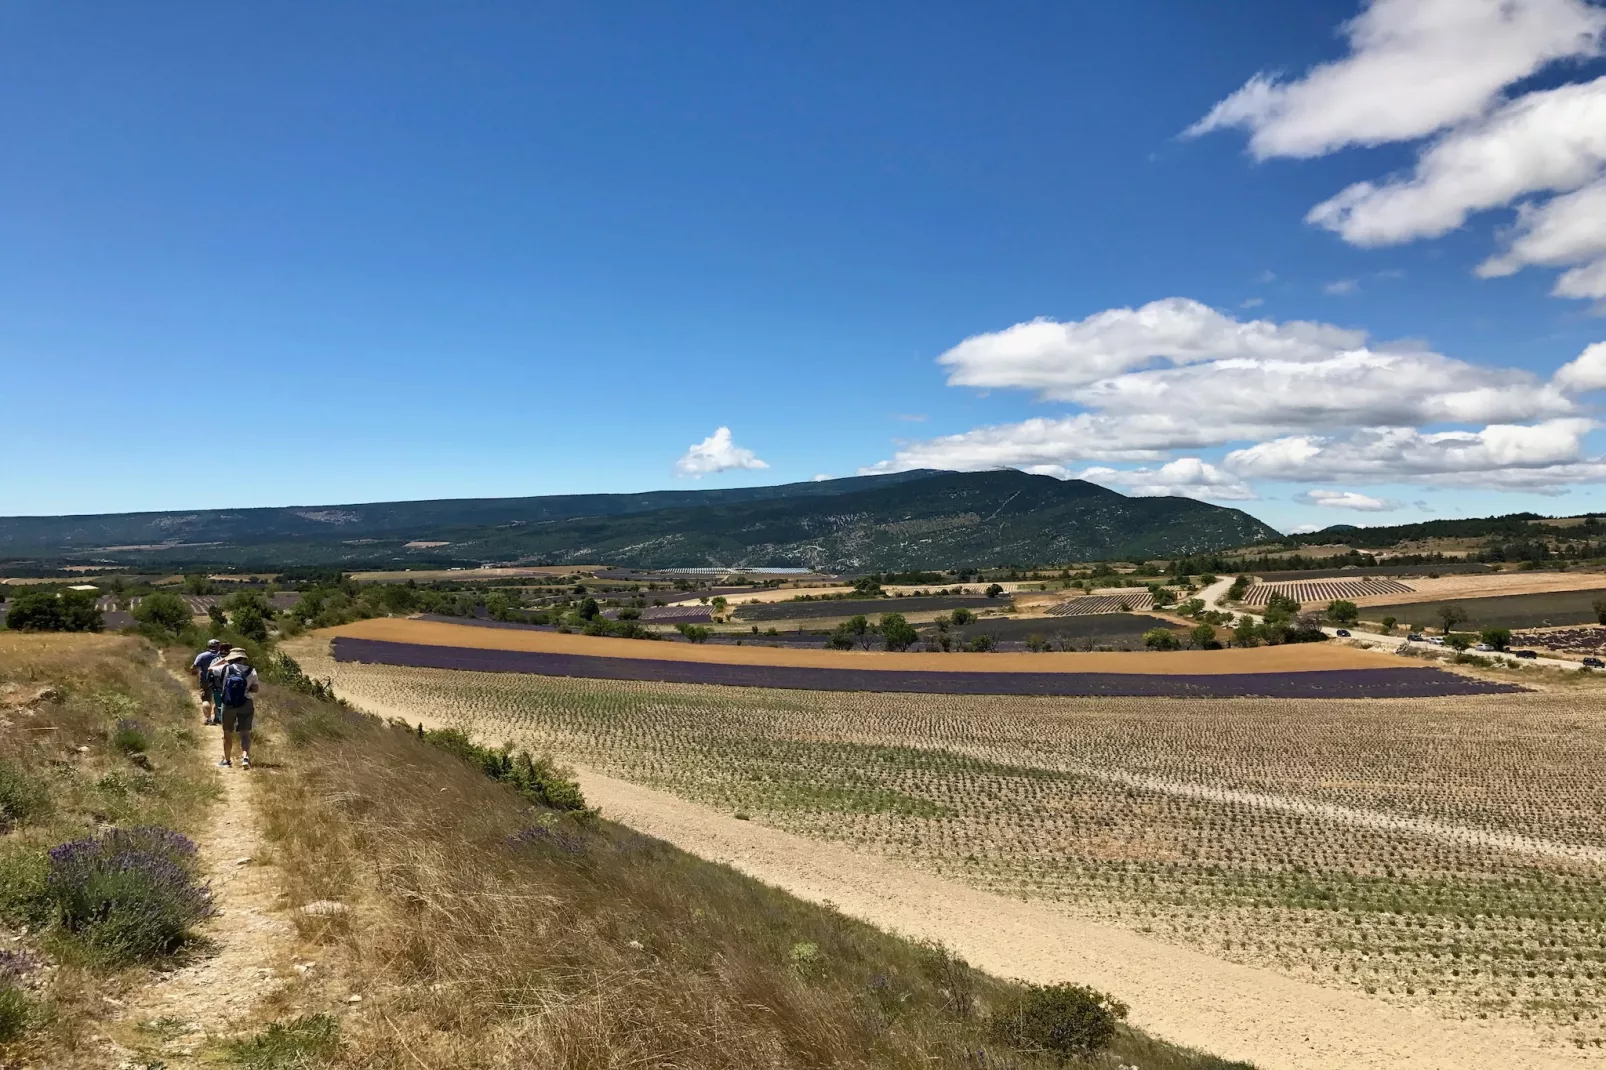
[216,647,259,769]
[191,638,224,726]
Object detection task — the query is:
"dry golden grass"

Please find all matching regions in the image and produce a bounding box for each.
[321,617,1397,674]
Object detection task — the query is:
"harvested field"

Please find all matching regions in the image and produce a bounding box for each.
[1361,589,1606,630]
[734,595,996,621]
[321,616,1409,674]
[332,636,1516,697]
[1241,579,1412,605]
[1351,570,1606,607]
[638,605,713,623]
[289,637,1606,1054]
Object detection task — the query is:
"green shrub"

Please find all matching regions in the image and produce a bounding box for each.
[413,727,588,812]
[0,762,48,830]
[224,1013,340,1068]
[990,982,1127,1062]
[110,718,150,755]
[132,592,193,635]
[1143,628,1181,651]
[0,847,49,926]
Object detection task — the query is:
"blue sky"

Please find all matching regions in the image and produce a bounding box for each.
[4,1,1606,533]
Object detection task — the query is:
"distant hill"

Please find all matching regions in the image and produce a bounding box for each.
[0,469,1280,571]
[1295,513,1602,550]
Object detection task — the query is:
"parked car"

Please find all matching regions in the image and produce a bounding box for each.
[1406,632,1425,642]
[1334,628,1351,637]
[1514,650,1539,660]
[1426,636,1446,646]
[1582,657,1604,669]
[1473,643,1494,652]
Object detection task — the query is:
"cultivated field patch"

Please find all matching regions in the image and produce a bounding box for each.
[1241,579,1411,605]
[320,616,1414,673]
[1361,589,1606,630]
[734,595,996,622]
[1352,570,1606,607]
[1047,593,1159,614]
[332,636,1518,698]
[288,640,1606,1053]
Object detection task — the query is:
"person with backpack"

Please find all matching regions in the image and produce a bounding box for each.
[191,638,224,726]
[216,648,259,769]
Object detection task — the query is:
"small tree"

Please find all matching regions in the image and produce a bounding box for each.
[1143,627,1181,651]
[965,633,996,652]
[950,607,973,626]
[1437,603,1468,634]
[675,623,711,644]
[1190,622,1217,649]
[1480,627,1512,651]
[1326,599,1359,626]
[984,583,1004,599]
[845,614,872,650]
[1147,584,1174,608]
[207,604,228,631]
[879,613,918,652]
[710,596,728,617]
[1380,615,1397,634]
[1233,614,1259,648]
[578,597,600,621]
[134,592,192,635]
[1445,633,1473,651]
[231,604,269,643]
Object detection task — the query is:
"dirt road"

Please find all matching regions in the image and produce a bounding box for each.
[579,770,1592,1070]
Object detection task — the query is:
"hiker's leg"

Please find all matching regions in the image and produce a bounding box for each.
[237,701,255,760]
[220,707,237,761]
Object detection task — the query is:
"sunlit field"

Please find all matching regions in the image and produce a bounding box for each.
[291,639,1606,1051]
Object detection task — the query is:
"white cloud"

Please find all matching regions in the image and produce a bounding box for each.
[811,473,833,482]
[937,298,1364,400]
[1324,278,1360,295]
[1296,489,1403,511]
[1477,176,1606,298]
[674,427,769,478]
[1309,76,1606,245]
[866,301,1606,496]
[1197,3,1606,303]
[1554,342,1606,391]
[1187,0,1606,158]
[1226,418,1602,488]
[1288,523,1326,534]
[1077,458,1258,502]
[1241,297,1265,308]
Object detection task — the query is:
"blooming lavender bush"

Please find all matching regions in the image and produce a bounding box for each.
[45,826,213,961]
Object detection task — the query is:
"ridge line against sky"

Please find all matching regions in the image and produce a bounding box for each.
[1,1,1604,533]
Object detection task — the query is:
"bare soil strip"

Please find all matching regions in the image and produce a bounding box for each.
[321,617,1402,674]
[578,770,1589,1070]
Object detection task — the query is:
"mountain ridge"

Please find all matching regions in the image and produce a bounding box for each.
[0,469,1280,570]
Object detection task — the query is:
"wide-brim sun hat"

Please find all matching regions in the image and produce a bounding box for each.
[224,649,250,662]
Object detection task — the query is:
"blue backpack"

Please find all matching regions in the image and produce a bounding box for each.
[222,663,252,708]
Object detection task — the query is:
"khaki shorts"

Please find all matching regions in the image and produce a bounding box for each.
[220,700,255,734]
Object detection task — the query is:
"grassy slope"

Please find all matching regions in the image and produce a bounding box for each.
[0,633,218,1067]
[250,667,1251,1068]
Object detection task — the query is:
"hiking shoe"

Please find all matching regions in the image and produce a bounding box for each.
[218,758,232,767]
[240,756,252,770]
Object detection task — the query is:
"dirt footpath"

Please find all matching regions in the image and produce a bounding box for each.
[578,770,1592,1070]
